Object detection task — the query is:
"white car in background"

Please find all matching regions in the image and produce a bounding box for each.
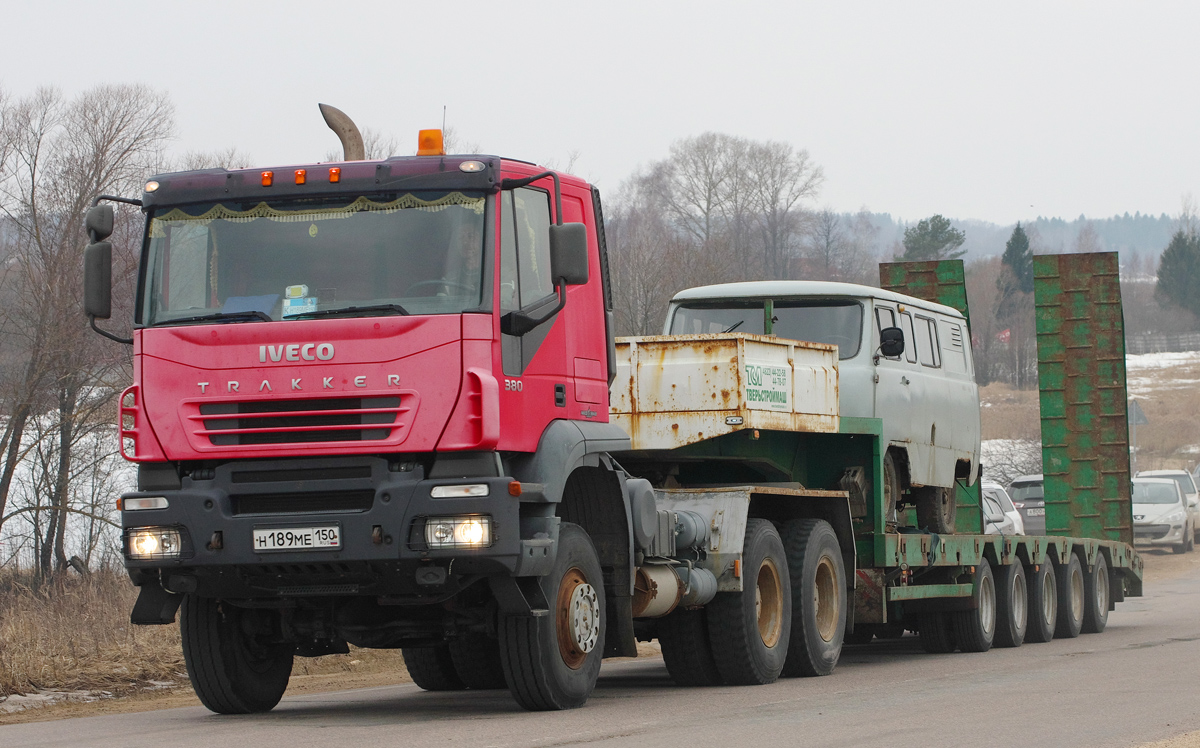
[982,482,1025,535]
[1137,469,1200,543]
[1132,477,1193,554]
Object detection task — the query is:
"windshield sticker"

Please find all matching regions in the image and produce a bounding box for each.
[745,363,790,411]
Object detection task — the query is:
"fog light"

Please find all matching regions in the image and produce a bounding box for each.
[431,483,489,498]
[126,527,183,560]
[424,516,492,549]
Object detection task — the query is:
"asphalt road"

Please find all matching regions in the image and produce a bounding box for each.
[6,572,1200,748]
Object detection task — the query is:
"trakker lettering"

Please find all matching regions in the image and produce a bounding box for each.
[197,373,401,393]
[259,343,335,362]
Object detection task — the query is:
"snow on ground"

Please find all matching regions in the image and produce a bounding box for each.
[1125,350,1200,371]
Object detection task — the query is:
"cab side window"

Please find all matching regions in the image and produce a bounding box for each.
[876,306,899,359]
[500,187,556,375]
[916,316,941,368]
[900,311,918,364]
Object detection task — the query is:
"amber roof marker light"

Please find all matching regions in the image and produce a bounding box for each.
[417,129,445,156]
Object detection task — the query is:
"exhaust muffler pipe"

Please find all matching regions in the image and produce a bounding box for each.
[319,103,365,161]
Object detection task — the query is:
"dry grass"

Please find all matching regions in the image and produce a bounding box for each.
[979,383,1041,441]
[0,571,184,697]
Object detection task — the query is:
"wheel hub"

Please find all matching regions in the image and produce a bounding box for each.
[556,567,599,670]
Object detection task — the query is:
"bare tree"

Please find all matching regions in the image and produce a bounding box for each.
[178,146,253,171]
[748,140,823,279]
[1072,221,1103,254]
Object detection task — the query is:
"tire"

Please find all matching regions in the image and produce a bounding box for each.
[952,559,996,652]
[403,645,466,691]
[659,608,723,686]
[449,633,507,689]
[706,518,792,685]
[918,612,956,654]
[1054,553,1085,639]
[1189,528,1196,553]
[1081,552,1110,634]
[993,562,1028,648]
[498,522,605,711]
[1025,562,1058,643]
[180,595,294,714]
[1173,538,1188,554]
[915,485,956,534]
[882,452,900,526]
[781,519,846,677]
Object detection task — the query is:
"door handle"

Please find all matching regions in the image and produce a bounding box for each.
[900,376,910,385]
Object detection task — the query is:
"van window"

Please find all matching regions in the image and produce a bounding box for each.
[876,306,896,331]
[900,312,918,364]
[917,316,941,368]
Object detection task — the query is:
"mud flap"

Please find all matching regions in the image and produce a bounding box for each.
[131,579,183,625]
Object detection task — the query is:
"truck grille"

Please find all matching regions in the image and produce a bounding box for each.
[193,397,405,445]
[231,489,375,516]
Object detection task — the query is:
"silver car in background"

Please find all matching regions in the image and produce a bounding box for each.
[1132,477,1193,554]
[983,482,1025,535]
[1136,469,1200,543]
[1008,474,1045,535]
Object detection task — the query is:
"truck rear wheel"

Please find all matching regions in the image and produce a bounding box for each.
[882,452,900,526]
[403,645,466,691]
[993,561,1028,648]
[952,559,996,652]
[1025,562,1058,643]
[781,518,845,677]
[914,485,956,533]
[498,522,604,711]
[659,608,724,686]
[1080,552,1110,634]
[1054,553,1085,639]
[180,595,294,714]
[706,518,791,685]
[449,633,507,689]
[918,612,956,653]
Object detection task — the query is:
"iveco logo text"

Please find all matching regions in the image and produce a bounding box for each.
[259,343,335,363]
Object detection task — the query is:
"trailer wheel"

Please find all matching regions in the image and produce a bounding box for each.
[706,518,791,685]
[993,562,1028,648]
[918,612,956,653]
[914,485,956,533]
[952,559,996,652]
[781,518,845,677]
[1081,552,1110,634]
[498,522,604,710]
[1054,553,1085,639]
[180,595,294,714]
[659,608,724,686]
[449,633,507,689]
[1025,562,1058,643]
[403,645,466,691]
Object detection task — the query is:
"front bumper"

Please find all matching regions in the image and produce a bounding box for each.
[121,456,555,599]
[1133,522,1184,546]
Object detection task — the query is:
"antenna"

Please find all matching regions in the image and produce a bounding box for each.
[442,106,447,131]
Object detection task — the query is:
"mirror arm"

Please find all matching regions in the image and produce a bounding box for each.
[500,172,563,225]
[90,315,133,345]
[501,281,567,337]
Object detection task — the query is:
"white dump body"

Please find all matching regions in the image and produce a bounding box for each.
[610,333,839,451]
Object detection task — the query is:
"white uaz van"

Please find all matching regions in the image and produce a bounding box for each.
[665,281,982,533]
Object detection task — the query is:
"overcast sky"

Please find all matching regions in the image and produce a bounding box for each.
[3,1,1197,225]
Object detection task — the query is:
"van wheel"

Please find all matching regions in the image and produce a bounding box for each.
[781,518,845,677]
[659,608,724,686]
[918,612,956,653]
[403,645,466,691]
[1025,562,1057,643]
[882,453,900,526]
[706,519,791,685]
[1054,554,1085,639]
[915,486,956,533]
[498,522,604,711]
[1081,552,1110,634]
[449,633,507,689]
[181,595,294,714]
[952,559,996,652]
[994,562,1028,647]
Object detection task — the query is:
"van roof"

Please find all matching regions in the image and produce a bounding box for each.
[670,281,964,319]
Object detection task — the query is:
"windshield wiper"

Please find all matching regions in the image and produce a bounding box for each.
[722,320,744,333]
[287,303,410,320]
[153,310,272,326]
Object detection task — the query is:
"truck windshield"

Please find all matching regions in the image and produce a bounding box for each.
[142,191,486,326]
[669,300,863,359]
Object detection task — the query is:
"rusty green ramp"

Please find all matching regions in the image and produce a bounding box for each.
[1032,252,1132,543]
[879,259,981,534]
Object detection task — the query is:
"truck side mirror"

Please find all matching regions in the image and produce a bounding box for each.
[879,326,904,358]
[85,204,115,241]
[84,240,113,319]
[549,223,589,285]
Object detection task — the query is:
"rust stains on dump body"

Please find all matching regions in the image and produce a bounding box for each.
[610,333,839,451]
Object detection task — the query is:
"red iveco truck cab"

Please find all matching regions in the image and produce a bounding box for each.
[84,125,638,713]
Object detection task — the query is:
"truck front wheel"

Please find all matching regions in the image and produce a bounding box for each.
[181,595,294,714]
[498,522,605,710]
[706,518,792,685]
[781,518,845,677]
